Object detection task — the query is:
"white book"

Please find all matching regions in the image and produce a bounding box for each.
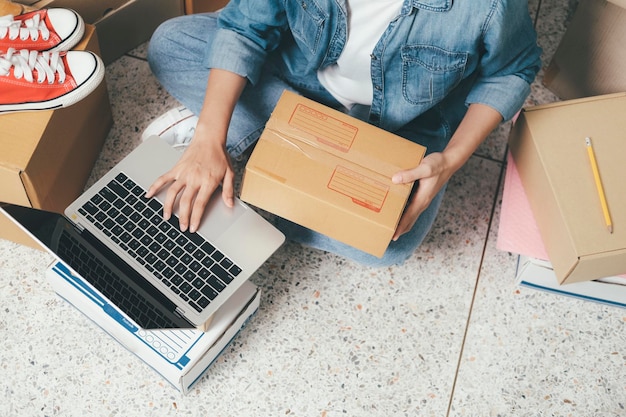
[515,255,626,309]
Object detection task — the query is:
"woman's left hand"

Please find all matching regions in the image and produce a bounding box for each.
[390,103,504,241]
[391,152,453,241]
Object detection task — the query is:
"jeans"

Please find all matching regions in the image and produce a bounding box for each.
[147,13,446,267]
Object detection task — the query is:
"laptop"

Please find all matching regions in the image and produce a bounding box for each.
[1,136,285,329]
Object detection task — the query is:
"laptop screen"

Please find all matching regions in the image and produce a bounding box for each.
[1,203,192,329]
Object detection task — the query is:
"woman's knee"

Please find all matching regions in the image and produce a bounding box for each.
[148,14,218,73]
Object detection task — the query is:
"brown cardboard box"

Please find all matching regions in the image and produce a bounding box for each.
[32,0,184,64]
[184,0,228,13]
[508,93,626,283]
[0,25,113,247]
[240,91,426,258]
[543,0,626,99]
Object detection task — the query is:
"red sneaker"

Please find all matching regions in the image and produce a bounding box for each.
[0,48,104,113]
[0,8,85,52]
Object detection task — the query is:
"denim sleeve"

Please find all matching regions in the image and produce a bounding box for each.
[466,0,542,121]
[205,0,287,85]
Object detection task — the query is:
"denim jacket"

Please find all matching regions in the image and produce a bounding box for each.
[207,0,542,149]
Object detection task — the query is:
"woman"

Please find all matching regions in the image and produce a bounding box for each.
[145,0,542,267]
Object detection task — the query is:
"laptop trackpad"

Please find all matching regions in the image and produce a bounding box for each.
[153,187,244,240]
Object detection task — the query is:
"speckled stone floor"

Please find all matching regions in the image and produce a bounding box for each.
[2,1,625,416]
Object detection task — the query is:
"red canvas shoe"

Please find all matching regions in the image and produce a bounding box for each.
[0,48,104,113]
[0,8,84,52]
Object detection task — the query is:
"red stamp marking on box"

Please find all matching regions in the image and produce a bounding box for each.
[289,104,358,152]
[328,166,388,213]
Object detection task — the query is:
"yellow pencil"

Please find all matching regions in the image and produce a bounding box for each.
[585,137,613,233]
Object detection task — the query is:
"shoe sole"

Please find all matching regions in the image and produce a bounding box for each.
[0,51,105,114]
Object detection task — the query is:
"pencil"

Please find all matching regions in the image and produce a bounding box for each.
[585,137,613,233]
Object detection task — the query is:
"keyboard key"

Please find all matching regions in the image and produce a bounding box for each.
[100,187,116,202]
[122,177,136,191]
[208,275,225,292]
[109,181,129,198]
[211,251,224,262]
[82,201,98,215]
[115,173,128,182]
[220,257,233,269]
[189,289,201,301]
[131,185,144,196]
[148,199,162,212]
[210,263,232,284]
[90,194,103,205]
[197,297,210,308]
[201,285,218,300]
[230,264,242,276]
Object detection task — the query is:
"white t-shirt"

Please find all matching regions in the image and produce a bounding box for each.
[317,0,404,109]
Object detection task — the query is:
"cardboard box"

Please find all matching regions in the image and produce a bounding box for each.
[46,261,261,394]
[515,256,626,309]
[543,0,626,99]
[184,0,228,14]
[0,25,112,245]
[33,0,184,64]
[240,91,426,258]
[508,93,626,284]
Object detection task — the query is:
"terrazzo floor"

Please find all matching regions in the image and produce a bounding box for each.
[2,1,625,416]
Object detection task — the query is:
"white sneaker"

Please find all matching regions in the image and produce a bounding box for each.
[141,106,198,149]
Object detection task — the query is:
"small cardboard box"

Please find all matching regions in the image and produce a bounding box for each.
[32,0,184,64]
[508,93,626,284]
[240,91,426,258]
[0,25,112,246]
[46,261,261,394]
[543,0,626,99]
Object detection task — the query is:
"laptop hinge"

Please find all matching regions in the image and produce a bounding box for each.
[72,221,85,233]
[174,307,187,319]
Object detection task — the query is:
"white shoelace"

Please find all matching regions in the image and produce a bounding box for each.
[0,13,50,42]
[0,48,66,84]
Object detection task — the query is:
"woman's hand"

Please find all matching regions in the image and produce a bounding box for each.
[145,69,248,234]
[391,152,453,240]
[145,134,235,234]
[390,103,504,241]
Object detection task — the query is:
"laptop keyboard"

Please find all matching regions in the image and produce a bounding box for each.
[77,172,242,315]
[57,230,180,329]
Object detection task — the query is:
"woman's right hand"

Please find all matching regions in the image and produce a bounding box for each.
[146,69,248,234]
[145,129,235,234]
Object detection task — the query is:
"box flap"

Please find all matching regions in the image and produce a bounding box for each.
[568,248,626,283]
